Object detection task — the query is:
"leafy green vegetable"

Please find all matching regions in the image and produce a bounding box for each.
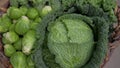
[10,0,19,7]
[102,0,116,11]
[13,38,22,50]
[3,31,19,44]
[22,30,36,55]
[4,44,16,57]
[17,0,28,6]
[10,52,27,68]
[15,16,30,35]
[10,0,28,7]
[27,8,39,19]
[32,8,112,68]
[47,18,94,68]
[7,7,22,19]
[88,0,102,7]
[26,56,35,68]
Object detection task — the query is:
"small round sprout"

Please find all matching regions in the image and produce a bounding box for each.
[7,7,22,19]
[4,44,16,57]
[40,6,52,17]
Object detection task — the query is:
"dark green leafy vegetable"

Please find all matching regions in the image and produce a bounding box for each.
[10,0,19,7]
[10,0,28,7]
[102,0,116,11]
[17,0,28,6]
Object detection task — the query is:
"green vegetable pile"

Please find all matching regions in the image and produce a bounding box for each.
[0,5,52,68]
[0,0,117,68]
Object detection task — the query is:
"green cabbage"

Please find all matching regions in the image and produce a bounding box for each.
[47,18,94,68]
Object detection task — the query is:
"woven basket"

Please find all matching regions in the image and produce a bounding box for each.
[0,0,120,68]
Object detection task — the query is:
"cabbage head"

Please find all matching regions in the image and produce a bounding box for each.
[47,16,94,68]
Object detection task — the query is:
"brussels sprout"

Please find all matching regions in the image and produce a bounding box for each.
[0,14,12,32]
[3,31,19,44]
[20,6,28,16]
[9,24,15,31]
[10,52,27,68]
[40,6,52,17]
[26,56,35,68]
[30,22,39,30]
[15,16,30,35]
[13,38,22,50]
[22,30,36,55]
[0,26,8,33]
[7,7,22,19]
[2,37,11,44]
[4,44,16,57]
[27,8,39,19]
[34,17,42,23]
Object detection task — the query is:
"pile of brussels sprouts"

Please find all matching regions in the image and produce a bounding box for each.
[0,6,52,68]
